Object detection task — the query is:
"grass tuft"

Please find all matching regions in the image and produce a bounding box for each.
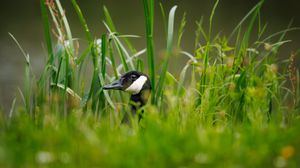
[1,0,300,167]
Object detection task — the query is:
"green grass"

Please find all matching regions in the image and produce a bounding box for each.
[1,0,300,167]
[1,112,300,167]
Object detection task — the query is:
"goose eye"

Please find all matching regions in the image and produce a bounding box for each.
[131,74,138,81]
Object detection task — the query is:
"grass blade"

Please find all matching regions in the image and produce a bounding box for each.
[177,12,186,47]
[71,0,92,42]
[51,83,81,101]
[9,33,32,115]
[103,6,137,53]
[228,0,264,41]
[209,0,219,39]
[103,22,134,71]
[40,0,54,65]
[155,6,177,104]
[101,34,107,79]
[166,6,177,53]
[72,0,102,113]
[142,0,156,104]
[55,0,74,52]
[159,3,167,38]
[9,98,17,119]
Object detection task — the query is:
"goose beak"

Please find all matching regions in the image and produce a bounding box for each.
[103,79,123,90]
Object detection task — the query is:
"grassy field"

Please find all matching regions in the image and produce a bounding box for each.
[1,0,300,167]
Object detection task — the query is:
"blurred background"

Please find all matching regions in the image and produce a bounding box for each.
[0,0,299,111]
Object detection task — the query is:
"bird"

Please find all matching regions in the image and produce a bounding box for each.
[103,71,151,123]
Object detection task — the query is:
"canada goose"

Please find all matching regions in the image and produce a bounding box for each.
[103,71,151,123]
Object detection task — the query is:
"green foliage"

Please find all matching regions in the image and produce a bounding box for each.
[2,0,300,167]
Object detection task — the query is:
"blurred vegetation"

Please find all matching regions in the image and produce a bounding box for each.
[0,0,300,167]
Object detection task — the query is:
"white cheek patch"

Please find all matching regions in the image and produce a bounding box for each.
[125,75,147,94]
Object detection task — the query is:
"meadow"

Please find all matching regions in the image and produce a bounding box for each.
[0,0,300,167]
